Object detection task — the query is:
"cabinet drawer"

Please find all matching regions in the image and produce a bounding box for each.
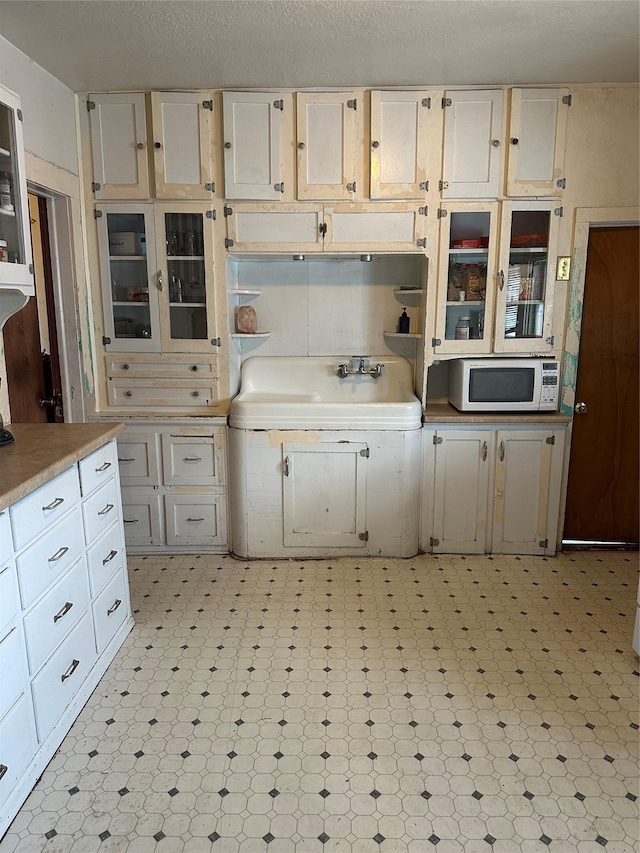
[87,522,125,597]
[116,433,161,486]
[92,568,129,654]
[161,433,226,485]
[0,561,19,637]
[0,695,37,798]
[16,506,84,609]
[78,440,118,497]
[0,624,29,719]
[165,494,228,548]
[31,613,97,743]
[82,477,121,544]
[0,509,12,563]
[107,355,217,379]
[122,492,163,547]
[11,466,80,552]
[108,379,219,409]
[23,556,90,676]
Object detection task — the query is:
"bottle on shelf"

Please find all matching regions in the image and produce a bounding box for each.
[398,308,410,334]
[455,316,472,340]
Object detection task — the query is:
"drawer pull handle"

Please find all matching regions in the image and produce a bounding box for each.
[103,549,118,565]
[53,601,73,623]
[118,457,136,463]
[186,517,205,522]
[0,764,7,780]
[123,518,139,524]
[183,456,202,462]
[61,659,80,682]
[107,599,122,616]
[95,461,112,472]
[42,497,64,511]
[48,546,69,563]
[98,503,115,516]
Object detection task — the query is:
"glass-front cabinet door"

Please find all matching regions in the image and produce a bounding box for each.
[155,204,217,353]
[0,86,33,289]
[97,204,161,352]
[433,202,499,355]
[493,201,559,353]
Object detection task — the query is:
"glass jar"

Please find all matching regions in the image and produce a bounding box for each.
[455,316,471,340]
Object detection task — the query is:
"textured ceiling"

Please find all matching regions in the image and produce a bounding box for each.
[0,0,638,92]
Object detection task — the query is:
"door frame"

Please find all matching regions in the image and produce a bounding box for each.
[558,206,640,544]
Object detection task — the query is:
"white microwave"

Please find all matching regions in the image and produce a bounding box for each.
[449,358,560,412]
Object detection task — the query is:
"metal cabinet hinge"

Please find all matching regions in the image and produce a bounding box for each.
[432,337,442,347]
[102,336,111,346]
[223,205,233,217]
[418,206,428,216]
[554,206,564,217]
[274,182,285,193]
[359,448,370,458]
[224,238,235,248]
[359,531,369,541]
[437,208,448,218]
[17,108,23,122]
[562,94,572,106]
[206,209,216,219]
[416,238,427,248]
[202,99,213,111]
[319,223,327,237]
[539,538,549,548]
[556,178,566,189]
[545,335,555,345]
[347,98,357,110]
[346,181,356,193]
[419,181,429,191]
[94,209,103,219]
[86,100,96,111]
[211,337,221,347]
[433,435,443,445]
[92,182,101,193]
[422,97,431,108]
[442,97,452,108]
[273,99,284,111]
[205,182,216,193]
[430,537,440,546]
[546,435,556,445]
[439,181,449,192]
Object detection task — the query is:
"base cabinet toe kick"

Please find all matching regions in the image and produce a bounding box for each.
[0,435,133,838]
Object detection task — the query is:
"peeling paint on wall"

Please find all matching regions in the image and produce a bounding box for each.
[560,244,585,415]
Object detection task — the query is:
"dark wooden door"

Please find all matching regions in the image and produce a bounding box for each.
[564,226,639,544]
[3,193,64,423]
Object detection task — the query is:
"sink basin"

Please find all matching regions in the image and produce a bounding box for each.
[229,356,422,430]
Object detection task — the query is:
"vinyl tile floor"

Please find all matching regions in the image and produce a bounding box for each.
[2,551,639,853]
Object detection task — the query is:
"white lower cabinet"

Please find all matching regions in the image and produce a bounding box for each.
[117,420,228,552]
[422,423,565,556]
[0,436,133,837]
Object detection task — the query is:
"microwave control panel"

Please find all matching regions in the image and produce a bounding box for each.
[541,361,560,406]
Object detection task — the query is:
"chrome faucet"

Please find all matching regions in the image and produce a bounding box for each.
[358,358,367,374]
[336,359,384,378]
[337,363,349,378]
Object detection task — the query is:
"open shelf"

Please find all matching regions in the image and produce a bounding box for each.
[231,332,271,339]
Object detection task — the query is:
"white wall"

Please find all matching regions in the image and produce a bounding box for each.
[0,35,78,176]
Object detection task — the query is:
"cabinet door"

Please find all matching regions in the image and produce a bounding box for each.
[432,430,491,554]
[154,204,219,352]
[121,490,163,547]
[282,441,367,547]
[296,93,361,200]
[223,92,284,200]
[506,88,569,197]
[442,90,504,199]
[97,204,161,352]
[89,93,150,200]
[492,429,553,555]
[116,432,161,486]
[165,494,228,548]
[493,201,560,353]
[370,91,432,199]
[323,203,425,252]
[226,203,324,251]
[151,92,215,200]
[161,432,226,486]
[433,202,499,355]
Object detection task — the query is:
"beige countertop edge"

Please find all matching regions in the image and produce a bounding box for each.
[423,403,572,425]
[0,423,124,512]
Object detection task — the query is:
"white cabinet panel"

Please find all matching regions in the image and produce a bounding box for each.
[108,378,219,409]
[151,92,215,200]
[0,695,37,798]
[10,466,80,552]
[78,440,119,497]
[324,204,425,252]
[161,433,225,486]
[223,92,283,200]
[442,90,504,199]
[165,495,228,548]
[0,562,19,637]
[89,93,149,200]
[121,491,163,547]
[116,433,161,486]
[0,624,28,718]
[81,477,121,544]
[0,510,11,564]
[92,568,129,653]
[370,91,432,199]
[86,521,124,597]
[227,204,323,251]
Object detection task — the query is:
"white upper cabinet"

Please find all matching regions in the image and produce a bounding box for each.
[369,91,435,199]
[296,92,363,200]
[442,90,505,199]
[222,92,287,200]
[505,88,569,197]
[323,203,426,252]
[150,92,216,200]
[89,93,150,200]
[225,203,324,252]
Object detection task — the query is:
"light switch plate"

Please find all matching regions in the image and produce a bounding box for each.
[556,256,571,280]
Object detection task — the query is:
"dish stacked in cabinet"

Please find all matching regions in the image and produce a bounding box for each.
[0,439,132,837]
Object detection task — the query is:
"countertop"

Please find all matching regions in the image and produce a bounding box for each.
[0,422,124,512]
[423,402,572,424]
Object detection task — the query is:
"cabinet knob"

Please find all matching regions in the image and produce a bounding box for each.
[297,142,305,150]
[224,141,232,149]
[371,140,380,149]
[136,142,144,150]
[125,391,132,397]
[191,364,199,371]
[511,137,519,145]
[491,139,501,147]
[154,142,162,149]
[192,391,200,397]
[122,363,129,370]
